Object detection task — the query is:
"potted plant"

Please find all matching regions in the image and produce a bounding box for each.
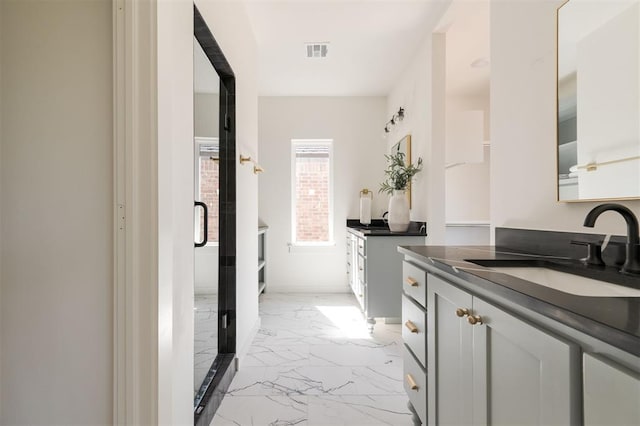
[379,151,423,232]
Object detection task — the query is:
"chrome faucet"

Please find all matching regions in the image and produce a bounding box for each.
[583,203,640,274]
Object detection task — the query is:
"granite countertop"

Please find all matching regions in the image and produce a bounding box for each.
[346,219,427,237]
[398,245,640,356]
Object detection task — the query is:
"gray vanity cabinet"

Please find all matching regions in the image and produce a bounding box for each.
[471,297,580,425]
[583,353,640,425]
[427,273,580,425]
[426,274,474,425]
[346,230,425,331]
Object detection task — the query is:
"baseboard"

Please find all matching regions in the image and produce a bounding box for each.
[235,316,261,370]
[264,284,351,293]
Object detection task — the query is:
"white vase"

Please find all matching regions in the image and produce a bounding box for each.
[388,189,410,232]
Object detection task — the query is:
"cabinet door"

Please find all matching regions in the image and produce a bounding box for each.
[471,297,580,426]
[427,274,474,425]
[583,353,640,426]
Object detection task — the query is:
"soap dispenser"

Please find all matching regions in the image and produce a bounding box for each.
[359,189,372,225]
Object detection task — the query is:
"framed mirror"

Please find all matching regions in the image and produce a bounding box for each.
[392,134,413,208]
[557,0,640,202]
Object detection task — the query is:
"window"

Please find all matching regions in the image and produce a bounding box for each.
[291,140,334,245]
[195,137,219,244]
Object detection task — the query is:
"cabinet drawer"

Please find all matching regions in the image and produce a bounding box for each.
[357,255,366,284]
[357,237,366,256]
[402,294,426,366]
[403,344,427,423]
[403,261,426,307]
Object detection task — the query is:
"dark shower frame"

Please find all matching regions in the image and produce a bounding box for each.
[193,5,237,425]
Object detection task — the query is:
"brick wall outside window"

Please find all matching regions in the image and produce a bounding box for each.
[295,156,330,242]
[199,157,219,243]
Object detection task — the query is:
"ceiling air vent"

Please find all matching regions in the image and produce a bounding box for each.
[305,43,329,59]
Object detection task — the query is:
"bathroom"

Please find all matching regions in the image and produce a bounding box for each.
[0,0,638,425]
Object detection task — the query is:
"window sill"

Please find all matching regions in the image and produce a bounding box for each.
[288,242,336,253]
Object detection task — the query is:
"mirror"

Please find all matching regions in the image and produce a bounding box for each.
[392,134,413,208]
[557,0,640,201]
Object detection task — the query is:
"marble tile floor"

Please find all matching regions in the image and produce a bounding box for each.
[195,294,219,397]
[211,293,413,426]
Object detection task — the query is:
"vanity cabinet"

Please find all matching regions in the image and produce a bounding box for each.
[583,353,640,425]
[401,246,640,426]
[427,272,580,425]
[346,230,425,332]
[401,260,428,424]
[346,233,365,309]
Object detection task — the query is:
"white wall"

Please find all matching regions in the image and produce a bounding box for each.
[157,0,194,422]
[490,0,640,238]
[196,0,260,363]
[194,93,220,138]
[258,96,387,292]
[0,0,113,423]
[446,145,491,222]
[0,1,4,418]
[445,94,491,223]
[195,246,218,293]
[386,32,448,244]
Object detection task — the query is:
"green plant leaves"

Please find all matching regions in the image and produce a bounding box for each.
[379,151,423,195]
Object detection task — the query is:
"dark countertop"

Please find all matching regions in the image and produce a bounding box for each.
[398,245,640,356]
[346,219,427,237]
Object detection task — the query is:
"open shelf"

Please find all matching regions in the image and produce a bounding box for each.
[258,226,268,295]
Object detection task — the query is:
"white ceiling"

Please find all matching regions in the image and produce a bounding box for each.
[243,0,447,96]
[194,1,491,98]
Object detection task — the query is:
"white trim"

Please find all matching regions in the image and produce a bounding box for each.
[113,1,125,423]
[445,221,491,227]
[287,243,337,254]
[263,285,351,294]
[290,139,335,246]
[114,0,158,423]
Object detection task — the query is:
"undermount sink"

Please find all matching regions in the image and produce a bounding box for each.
[466,259,640,297]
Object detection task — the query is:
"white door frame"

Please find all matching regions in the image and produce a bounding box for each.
[113,0,159,423]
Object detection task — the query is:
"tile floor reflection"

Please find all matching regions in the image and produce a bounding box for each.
[195,294,218,397]
[211,293,412,425]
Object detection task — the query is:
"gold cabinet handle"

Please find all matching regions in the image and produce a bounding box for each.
[468,315,483,325]
[406,374,419,391]
[456,308,470,318]
[404,320,419,333]
[406,276,419,287]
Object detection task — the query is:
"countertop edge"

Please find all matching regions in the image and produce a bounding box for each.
[398,245,640,358]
